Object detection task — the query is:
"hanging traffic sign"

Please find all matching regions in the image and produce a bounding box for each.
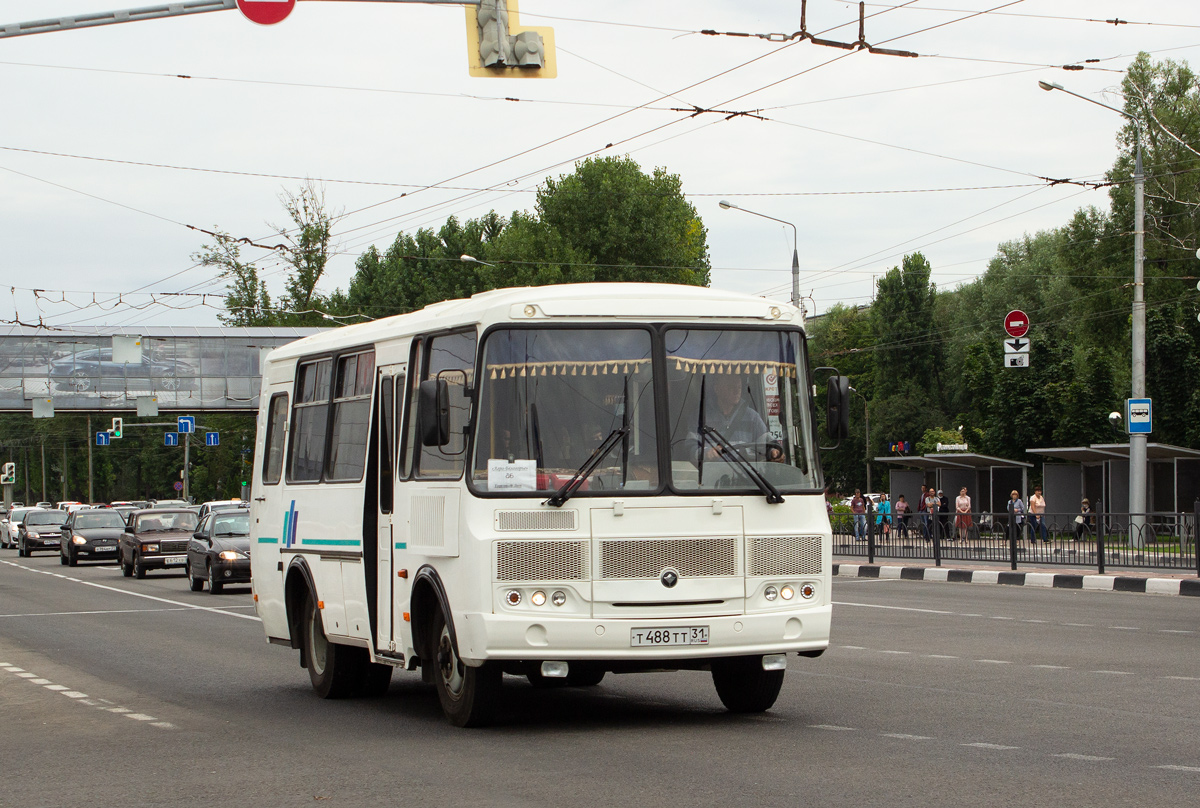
[1004,310,1029,338]
[236,0,295,26]
[165,433,179,447]
[206,432,220,447]
[96,432,110,446]
[177,416,195,434]
[1004,338,1029,353]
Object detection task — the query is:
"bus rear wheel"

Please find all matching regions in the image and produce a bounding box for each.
[430,606,500,727]
[302,594,359,699]
[711,656,784,713]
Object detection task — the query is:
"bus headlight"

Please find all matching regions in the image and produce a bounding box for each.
[780,585,795,600]
[531,590,547,607]
[764,585,778,601]
[551,590,567,607]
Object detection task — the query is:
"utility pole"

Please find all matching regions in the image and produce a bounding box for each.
[1130,139,1147,543]
[87,414,94,504]
[40,438,46,503]
[183,430,191,502]
[62,441,68,502]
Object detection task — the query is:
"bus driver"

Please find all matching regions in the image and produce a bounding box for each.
[702,373,783,462]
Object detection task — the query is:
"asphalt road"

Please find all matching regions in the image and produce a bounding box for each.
[2,551,1197,808]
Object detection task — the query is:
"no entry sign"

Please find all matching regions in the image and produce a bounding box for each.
[237,0,295,26]
[1004,310,1030,338]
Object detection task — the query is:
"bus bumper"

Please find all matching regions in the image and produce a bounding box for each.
[453,605,832,666]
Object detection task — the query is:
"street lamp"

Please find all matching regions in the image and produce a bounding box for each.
[460,254,496,267]
[849,385,870,494]
[1039,79,1147,540]
[719,200,801,310]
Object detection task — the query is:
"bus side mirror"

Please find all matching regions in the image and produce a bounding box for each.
[419,379,450,447]
[826,375,850,440]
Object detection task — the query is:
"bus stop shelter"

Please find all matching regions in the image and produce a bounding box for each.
[1026,442,1200,517]
[875,452,1032,515]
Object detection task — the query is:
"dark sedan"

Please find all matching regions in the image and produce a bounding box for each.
[186,509,251,594]
[18,510,68,556]
[59,509,126,566]
[119,509,199,579]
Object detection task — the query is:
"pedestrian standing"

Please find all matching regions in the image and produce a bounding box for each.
[1007,489,1027,542]
[876,493,891,537]
[1029,486,1048,543]
[955,487,973,541]
[1074,498,1094,540]
[850,489,867,541]
[937,489,951,541]
[894,495,911,540]
[923,487,940,542]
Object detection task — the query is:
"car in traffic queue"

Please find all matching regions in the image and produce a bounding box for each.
[59,508,127,566]
[18,509,68,556]
[196,499,244,522]
[118,509,199,579]
[2,506,37,549]
[186,508,251,593]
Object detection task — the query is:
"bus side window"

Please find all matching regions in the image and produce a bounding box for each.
[262,393,289,485]
[400,341,422,480]
[416,331,477,480]
[379,375,394,514]
[326,350,375,481]
[288,358,332,483]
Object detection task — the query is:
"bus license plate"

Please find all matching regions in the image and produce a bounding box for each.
[630,626,709,647]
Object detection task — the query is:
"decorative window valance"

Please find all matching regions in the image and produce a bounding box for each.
[488,358,651,380]
[668,356,797,378]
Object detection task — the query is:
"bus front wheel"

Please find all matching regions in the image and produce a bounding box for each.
[430,606,500,727]
[711,656,784,713]
[302,595,359,699]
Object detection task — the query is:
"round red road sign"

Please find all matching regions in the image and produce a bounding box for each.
[237,0,296,26]
[1004,309,1030,338]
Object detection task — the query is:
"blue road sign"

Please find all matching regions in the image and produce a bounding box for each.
[165,432,179,447]
[1127,398,1152,434]
[206,432,219,447]
[177,415,195,434]
[96,432,110,446]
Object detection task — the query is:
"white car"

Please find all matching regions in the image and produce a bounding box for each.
[4,507,40,549]
[197,499,245,521]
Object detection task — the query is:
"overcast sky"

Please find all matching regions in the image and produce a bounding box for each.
[1,0,1197,331]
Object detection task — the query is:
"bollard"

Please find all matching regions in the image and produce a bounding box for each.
[1097,502,1106,576]
[1008,514,1018,571]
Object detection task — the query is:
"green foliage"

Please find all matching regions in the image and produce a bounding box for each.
[915,426,965,456]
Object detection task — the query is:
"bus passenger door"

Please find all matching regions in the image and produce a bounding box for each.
[375,367,405,655]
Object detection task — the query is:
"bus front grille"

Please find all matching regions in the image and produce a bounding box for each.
[747,535,822,576]
[496,539,590,581]
[599,537,739,579]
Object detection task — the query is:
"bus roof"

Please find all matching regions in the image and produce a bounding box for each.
[265,283,803,364]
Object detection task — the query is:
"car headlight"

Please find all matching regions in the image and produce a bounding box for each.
[141,544,159,552]
[72,536,87,545]
[218,550,241,561]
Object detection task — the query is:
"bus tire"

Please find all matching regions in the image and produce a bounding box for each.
[302,594,360,699]
[566,666,606,687]
[711,656,784,713]
[430,606,500,727]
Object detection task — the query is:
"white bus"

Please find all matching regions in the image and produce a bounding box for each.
[250,283,843,726]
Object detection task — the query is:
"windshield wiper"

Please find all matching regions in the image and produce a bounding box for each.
[700,425,785,505]
[545,427,629,508]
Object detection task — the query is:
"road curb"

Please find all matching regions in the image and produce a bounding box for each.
[833,563,1200,597]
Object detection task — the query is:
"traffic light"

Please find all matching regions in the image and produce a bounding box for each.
[112,417,123,438]
[1,462,15,485]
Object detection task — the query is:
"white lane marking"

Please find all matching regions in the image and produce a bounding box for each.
[1160,630,1194,634]
[1093,670,1135,675]
[0,607,193,618]
[1109,626,1139,631]
[1055,754,1114,762]
[1163,676,1200,681]
[839,645,866,650]
[878,650,910,655]
[125,713,155,721]
[107,707,131,714]
[1063,623,1093,627]
[1,560,259,622]
[1022,619,1049,623]
[976,660,1012,665]
[44,684,68,691]
[1031,665,1070,669]
[924,654,958,659]
[62,691,88,699]
[810,725,856,731]
[150,722,175,729]
[990,616,1014,621]
[833,601,956,616]
[963,743,1019,750]
[15,672,37,678]
[1,666,172,729]
[961,613,982,617]
[1155,765,1200,773]
[882,733,934,740]
[29,678,51,685]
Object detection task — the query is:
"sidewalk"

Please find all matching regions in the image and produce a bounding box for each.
[833,556,1200,597]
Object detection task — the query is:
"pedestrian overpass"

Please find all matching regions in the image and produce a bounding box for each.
[0,326,324,413]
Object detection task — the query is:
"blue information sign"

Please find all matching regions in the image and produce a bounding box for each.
[165,432,179,447]
[206,432,219,447]
[96,432,110,446]
[1127,398,1152,434]
[177,416,195,434]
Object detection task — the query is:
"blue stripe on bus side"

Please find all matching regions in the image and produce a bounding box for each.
[257,537,279,544]
[300,539,361,547]
[394,542,407,550]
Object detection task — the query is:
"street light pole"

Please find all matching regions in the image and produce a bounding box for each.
[719,200,801,311]
[850,386,870,494]
[1039,80,1147,541]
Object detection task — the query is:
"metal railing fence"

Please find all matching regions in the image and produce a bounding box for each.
[833,504,1200,575]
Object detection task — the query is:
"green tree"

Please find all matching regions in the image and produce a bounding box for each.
[193,234,273,326]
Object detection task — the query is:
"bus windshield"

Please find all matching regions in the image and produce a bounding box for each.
[472,328,658,495]
[664,328,821,493]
